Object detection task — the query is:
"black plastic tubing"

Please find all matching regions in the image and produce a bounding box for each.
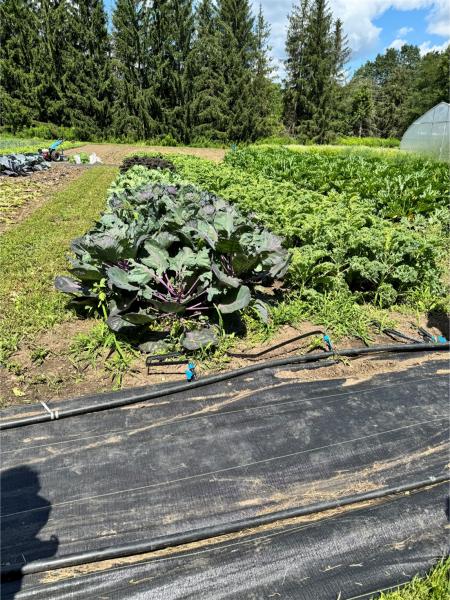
[1,342,448,431]
[1,476,447,580]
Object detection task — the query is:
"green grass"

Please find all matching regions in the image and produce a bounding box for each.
[375,558,449,599]
[0,136,84,155]
[0,165,118,363]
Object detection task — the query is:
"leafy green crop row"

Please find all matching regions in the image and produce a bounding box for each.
[225,146,449,218]
[168,154,448,308]
[335,136,400,148]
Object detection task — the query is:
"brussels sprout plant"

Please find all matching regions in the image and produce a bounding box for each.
[56,167,290,333]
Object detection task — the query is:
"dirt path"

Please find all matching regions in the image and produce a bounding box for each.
[0,163,86,234]
[66,143,226,164]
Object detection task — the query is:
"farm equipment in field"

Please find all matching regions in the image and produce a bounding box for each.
[40,139,67,162]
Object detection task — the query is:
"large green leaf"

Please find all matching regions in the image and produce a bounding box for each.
[214,211,234,237]
[218,285,251,313]
[142,240,169,273]
[128,264,153,286]
[196,221,218,249]
[54,276,96,297]
[212,264,241,288]
[122,310,155,324]
[107,266,140,291]
[148,299,187,314]
[107,313,140,333]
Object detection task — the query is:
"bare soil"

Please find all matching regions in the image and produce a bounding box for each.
[0,163,86,233]
[1,313,447,409]
[65,143,226,164]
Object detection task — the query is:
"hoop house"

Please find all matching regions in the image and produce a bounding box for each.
[401,102,450,161]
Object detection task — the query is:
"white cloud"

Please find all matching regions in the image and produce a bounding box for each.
[398,26,414,35]
[388,37,408,49]
[419,39,450,54]
[426,0,450,36]
[253,1,449,77]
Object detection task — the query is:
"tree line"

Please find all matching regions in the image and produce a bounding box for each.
[1,0,448,143]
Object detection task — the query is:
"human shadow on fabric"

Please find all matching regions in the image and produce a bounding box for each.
[1,466,59,599]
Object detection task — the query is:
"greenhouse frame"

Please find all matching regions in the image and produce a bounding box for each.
[401,101,450,161]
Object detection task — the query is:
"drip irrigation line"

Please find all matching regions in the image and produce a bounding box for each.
[1,476,447,580]
[0,342,448,431]
[225,329,325,359]
[382,329,423,344]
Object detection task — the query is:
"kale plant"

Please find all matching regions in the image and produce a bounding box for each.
[56,176,290,333]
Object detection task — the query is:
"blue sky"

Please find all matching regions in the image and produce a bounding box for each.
[253,0,450,78]
[105,1,450,79]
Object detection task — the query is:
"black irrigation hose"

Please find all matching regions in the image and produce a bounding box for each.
[382,328,423,344]
[1,342,448,431]
[1,476,447,580]
[226,329,325,359]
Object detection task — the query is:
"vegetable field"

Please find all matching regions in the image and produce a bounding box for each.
[0,141,448,600]
[1,143,448,400]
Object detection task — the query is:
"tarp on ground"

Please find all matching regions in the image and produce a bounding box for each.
[4,482,447,599]
[1,354,448,598]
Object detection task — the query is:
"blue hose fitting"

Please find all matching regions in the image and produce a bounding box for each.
[323,335,333,351]
[185,362,196,382]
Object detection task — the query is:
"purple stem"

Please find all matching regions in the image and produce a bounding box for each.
[185,277,200,298]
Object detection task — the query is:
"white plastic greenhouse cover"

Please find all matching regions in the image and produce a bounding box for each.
[400,101,450,161]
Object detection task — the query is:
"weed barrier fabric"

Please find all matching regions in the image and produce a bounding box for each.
[3,483,448,599]
[1,358,448,575]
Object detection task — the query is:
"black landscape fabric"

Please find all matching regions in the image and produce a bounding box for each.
[1,354,448,597]
[4,482,447,599]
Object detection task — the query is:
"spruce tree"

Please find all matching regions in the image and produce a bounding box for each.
[284,0,347,142]
[329,17,350,134]
[34,0,69,126]
[250,5,279,139]
[218,0,256,141]
[150,0,194,142]
[283,0,311,134]
[301,0,335,142]
[112,0,156,140]
[188,0,229,141]
[62,0,112,139]
[0,0,39,131]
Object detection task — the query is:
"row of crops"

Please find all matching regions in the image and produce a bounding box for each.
[55,147,449,349]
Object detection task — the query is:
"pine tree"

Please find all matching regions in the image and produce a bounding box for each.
[218,0,257,141]
[250,5,279,139]
[188,0,229,141]
[150,0,194,142]
[332,19,350,84]
[283,0,311,134]
[301,0,335,142]
[34,0,69,126]
[112,0,156,140]
[284,0,347,142]
[329,17,350,134]
[0,0,39,131]
[62,0,112,139]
